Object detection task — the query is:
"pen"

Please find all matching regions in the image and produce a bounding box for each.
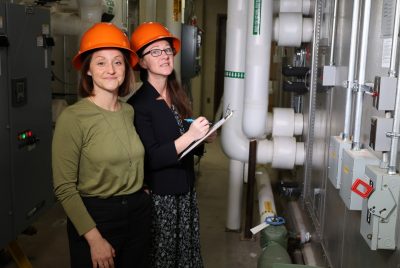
[184,118,212,125]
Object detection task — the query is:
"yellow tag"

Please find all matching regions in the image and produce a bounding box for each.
[343,166,350,174]
[264,201,273,213]
[331,151,336,159]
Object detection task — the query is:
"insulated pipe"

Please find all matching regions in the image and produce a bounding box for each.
[221,0,274,164]
[343,0,361,140]
[273,0,312,15]
[166,0,182,82]
[352,0,371,150]
[51,0,103,35]
[389,0,400,77]
[242,0,273,138]
[256,167,276,224]
[226,160,244,230]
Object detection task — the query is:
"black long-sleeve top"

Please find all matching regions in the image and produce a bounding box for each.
[127,81,203,195]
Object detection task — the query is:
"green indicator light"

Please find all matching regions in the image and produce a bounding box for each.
[22,133,26,139]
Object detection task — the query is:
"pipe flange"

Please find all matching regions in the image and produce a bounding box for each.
[265,216,286,226]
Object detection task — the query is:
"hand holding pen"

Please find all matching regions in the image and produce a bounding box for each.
[185,116,210,141]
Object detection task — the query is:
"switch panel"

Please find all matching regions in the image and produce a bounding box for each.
[373,76,397,111]
[328,136,352,189]
[339,149,379,210]
[369,117,393,152]
[360,165,400,250]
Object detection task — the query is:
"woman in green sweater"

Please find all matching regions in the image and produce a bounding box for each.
[52,23,151,268]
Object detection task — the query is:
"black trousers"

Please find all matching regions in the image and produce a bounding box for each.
[67,190,152,268]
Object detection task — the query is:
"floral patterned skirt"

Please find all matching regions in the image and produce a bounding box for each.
[150,190,203,268]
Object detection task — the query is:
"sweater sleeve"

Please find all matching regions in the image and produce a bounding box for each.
[52,110,96,236]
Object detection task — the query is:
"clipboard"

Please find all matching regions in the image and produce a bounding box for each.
[179,108,233,160]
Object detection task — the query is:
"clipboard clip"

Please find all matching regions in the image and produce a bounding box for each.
[224,105,234,119]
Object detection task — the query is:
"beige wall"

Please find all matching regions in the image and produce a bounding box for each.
[200,0,227,119]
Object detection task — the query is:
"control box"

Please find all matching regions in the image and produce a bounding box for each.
[328,136,351,189]
[360,165,400,250]
[369,117,393,152]
[373,76,396,111]
[339,149,379,210]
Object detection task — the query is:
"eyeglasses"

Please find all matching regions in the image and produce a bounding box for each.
[142,47,175,57]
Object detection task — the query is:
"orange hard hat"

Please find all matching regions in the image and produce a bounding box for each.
[72,22,139,70]
[130,22,181,56]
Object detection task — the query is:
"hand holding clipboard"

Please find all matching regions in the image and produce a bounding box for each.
[179,108,234,160]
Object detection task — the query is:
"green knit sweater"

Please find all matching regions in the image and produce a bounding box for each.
[52,98,144,235]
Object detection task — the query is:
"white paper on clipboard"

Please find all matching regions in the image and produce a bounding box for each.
[179,108,234,160]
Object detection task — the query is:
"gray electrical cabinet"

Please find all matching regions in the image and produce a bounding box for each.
[0,3,53,248]
[181,24,201,80]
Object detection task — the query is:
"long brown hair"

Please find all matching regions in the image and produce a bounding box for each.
[138,39,192,118]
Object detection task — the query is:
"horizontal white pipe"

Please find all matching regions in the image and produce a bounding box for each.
[273,13,313,47]
[273,0,312,15]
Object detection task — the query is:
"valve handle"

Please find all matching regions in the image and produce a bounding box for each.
[351,178,373,199]
[265,216,285,226]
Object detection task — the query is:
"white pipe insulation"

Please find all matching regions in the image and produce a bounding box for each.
[273,0,313,15]
[256,167,276,223]
[271,108,303,137]
[242,0,273,138]
[51,0,103,35]
[226,160,245,230]
[273,13,313,47]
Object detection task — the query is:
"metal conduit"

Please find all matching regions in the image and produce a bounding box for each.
[352,0,372,150]
[329,0,339,66]
[389,0,400,77]
[343,0,361,140]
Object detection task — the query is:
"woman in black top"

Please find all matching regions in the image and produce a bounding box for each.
[127,22,215,268]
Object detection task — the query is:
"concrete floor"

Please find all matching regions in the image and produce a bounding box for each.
[1,136,261,268]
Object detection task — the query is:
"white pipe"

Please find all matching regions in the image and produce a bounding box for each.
[343,0,361,140]
[51,0,103,35]
[273,13,313,47]
[242,0,272,138]
[273,0,312,15]
[165,0,182,82]
[226,160,244,230]
[256,167,276,223]
[352,0,371,150]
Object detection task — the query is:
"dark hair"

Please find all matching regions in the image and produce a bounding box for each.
[138,39,192,118]
[77,48,134,98]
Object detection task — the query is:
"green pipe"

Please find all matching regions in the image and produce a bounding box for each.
[258,225,292,268]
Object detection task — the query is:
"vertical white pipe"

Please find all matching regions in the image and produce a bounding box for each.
[242,0,273,138]
[166,0,182,82]
[226,160,244,230]
[343,0,361,140]
[389,0,400,77]
[353,0,371,150]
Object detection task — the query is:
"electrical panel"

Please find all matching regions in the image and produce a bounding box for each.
[339,149,379,210]
[360,165,400,250]
[328,136,352,189]
[369,117,393,152]
[181,24,201,80]
[373,76,397,111]
[0,3,53,248]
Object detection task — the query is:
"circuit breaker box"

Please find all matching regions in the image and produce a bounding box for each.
[328,136,352,189]
[339,149,379,210]
[181,24,201,80]
[0,3,53,248]
[360,165,400,250]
